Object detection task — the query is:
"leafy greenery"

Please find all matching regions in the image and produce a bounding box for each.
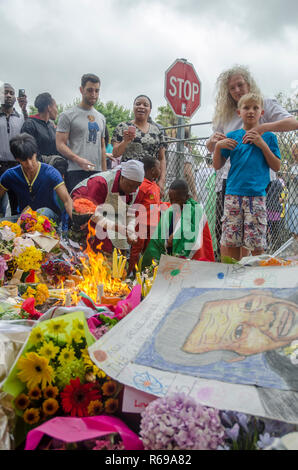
[94,101,133,139]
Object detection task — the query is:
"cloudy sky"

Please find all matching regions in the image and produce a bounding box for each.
[1,0,297,136]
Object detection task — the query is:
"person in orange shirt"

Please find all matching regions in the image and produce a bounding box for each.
[129,156,169,273]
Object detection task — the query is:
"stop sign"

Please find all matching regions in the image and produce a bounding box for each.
[165,59,201,118]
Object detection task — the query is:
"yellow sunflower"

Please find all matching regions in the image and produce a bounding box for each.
[38,341,60,361]
[42,398,59,416]
[70,329,84,343]
[28,387,42,401]
[102,380,117,397]
[0,220,22,236]
[15,393,30,410]
[72,319,85,333]
[47,318,68,336]
[81,349,106,378]
[104,398,119,414]
[23,408,40,425]
[43,385,59,399]
[17,352,54,389]
[88,400,103,416]
[29,327,44,346]
[58,346,75,364]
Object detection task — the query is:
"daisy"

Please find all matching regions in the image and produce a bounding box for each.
[38,341,60,361]
[17,352,54,389]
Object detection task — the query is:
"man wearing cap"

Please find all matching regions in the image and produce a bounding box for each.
[71,160,144,253]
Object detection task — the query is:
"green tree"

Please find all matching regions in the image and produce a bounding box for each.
[275,90,298,164]
[275,90,298,111]
[94,101,133,139]
[155,104,179,129]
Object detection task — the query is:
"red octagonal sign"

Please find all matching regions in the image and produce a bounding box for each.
[165,59,201,118]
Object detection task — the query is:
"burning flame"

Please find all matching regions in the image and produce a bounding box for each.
[71,220,130,304]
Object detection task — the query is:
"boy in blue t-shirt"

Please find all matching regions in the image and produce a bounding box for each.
[213,93,281,261]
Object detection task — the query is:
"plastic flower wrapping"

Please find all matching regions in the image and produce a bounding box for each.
[2,311,122,442]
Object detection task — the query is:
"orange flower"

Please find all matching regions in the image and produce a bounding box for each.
[15,393,30,410]
[104,398,118,414]
[73,198,97,214]
[28,387,42,401]
[102,380,117,397]
[43,385,59,399]
[23,408,40,425]
[88,400,103,416]
[42,398,59,416]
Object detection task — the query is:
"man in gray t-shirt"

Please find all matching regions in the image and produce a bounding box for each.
[56,73,107,193]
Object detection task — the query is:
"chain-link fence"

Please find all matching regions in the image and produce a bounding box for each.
[163,112,298,259]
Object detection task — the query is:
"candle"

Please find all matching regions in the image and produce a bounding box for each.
[136,272,142,286]
[97,284,104,304]
[153,266,158,282]
[118,255,123,278]
[119,257,127,278]
[112,248,118,278]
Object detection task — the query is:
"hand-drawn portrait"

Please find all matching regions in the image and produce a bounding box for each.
[136,288,298,392]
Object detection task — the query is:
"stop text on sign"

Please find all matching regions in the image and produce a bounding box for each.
[165,59,201,118]
[168,76,200,103]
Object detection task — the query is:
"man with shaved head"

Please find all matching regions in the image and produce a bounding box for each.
[0,83,28,216]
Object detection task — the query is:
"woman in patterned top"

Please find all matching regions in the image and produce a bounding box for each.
[112,95,166,194]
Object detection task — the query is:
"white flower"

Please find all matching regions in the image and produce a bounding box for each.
[0,226,15,241]
[12,236,35,257]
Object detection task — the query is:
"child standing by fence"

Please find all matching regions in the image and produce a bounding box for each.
[213,93,281,260]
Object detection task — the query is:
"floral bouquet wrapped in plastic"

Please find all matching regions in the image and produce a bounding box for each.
[2,311,122,442]
[18,207,57,237]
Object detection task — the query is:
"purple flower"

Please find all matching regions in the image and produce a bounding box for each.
[140,393,225,450]
[237,413,249,433]
[257,433,275,449]
[225,423,240,442]
[263,418,296,438]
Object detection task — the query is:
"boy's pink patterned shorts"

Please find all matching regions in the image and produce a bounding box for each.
[221,195,267,250]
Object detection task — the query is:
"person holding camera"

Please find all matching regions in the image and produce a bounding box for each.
[0,83,28,216]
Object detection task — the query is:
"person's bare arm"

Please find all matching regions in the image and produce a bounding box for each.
[56,132,95,171]
[55,183,73,219]
[206,132,227,153]
[184,162,198,201]
[251,117,298,136]
[101,137,107,171]
[213,139,238,170]
[157,147,166,195]
[112,128,135,157]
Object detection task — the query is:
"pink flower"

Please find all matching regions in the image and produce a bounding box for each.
[0,256,8,279]
[43,219,52,232]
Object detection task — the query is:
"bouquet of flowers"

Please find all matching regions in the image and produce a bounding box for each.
[0,255,8,284]
[0,221,22,238]
[18,208,57,237]
[15,245,43,272]
[140,393,226,450]
[20,283,49,306]
[2,312,121,439]
[140,393,297,451]
[219,410,296,450]
[41,259,74,285]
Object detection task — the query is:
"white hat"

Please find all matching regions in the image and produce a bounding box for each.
[119,160,144,182]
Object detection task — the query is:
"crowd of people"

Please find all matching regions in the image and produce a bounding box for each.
[0,66,297,266]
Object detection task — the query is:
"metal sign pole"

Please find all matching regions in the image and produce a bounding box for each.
[176,117,185,179]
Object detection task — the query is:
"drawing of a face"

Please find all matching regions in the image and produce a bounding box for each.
[183,293,298,356]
